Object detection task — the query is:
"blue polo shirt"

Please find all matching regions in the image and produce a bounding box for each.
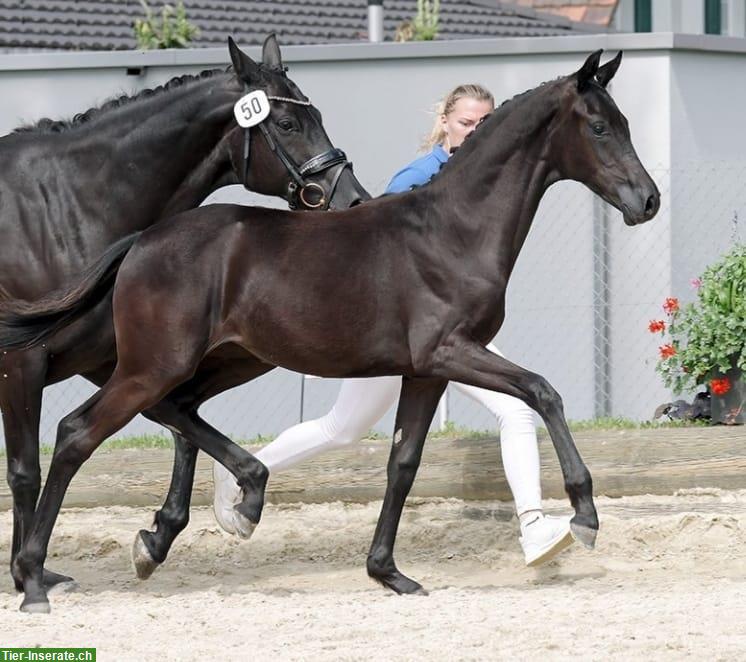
[384,144,449,194]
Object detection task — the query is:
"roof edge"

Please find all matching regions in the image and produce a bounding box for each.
[0,33,745,71]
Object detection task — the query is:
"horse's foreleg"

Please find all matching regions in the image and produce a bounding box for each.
[0,348,75,592]
[367,376,447,595]
[432,341,598,547]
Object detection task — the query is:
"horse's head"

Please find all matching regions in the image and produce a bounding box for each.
[549,51,659,226]
[226,36,370,210]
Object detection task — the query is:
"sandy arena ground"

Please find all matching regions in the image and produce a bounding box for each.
[3,489,746,661]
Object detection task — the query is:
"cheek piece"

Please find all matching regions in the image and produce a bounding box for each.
[240,84,352,210]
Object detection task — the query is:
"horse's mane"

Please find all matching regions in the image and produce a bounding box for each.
[13,67,232,135]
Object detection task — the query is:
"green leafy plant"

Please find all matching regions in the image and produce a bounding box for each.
[134,0,199,50]
[651,243,745,394]
[396,0,440,42]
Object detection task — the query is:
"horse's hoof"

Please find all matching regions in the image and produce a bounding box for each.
[570,521,598,549]
[132,531,160,580]
[232,508,258,540]
[20,597,50,614]
[369,569,428,596]
[233,503,259,540]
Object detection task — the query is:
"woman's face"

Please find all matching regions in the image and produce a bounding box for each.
[441,96,493,151]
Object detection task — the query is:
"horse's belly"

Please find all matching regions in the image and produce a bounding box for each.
[236,301,411,378]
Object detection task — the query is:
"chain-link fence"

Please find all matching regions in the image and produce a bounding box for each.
[2,162,744,447]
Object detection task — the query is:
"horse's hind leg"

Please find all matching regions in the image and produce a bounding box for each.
[83,364,201,581]
[131,433,197,579]
[0,347,74,592]
[132,356,274,579]
[367,376,447,595]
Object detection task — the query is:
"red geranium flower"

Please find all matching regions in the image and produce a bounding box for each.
[659,344,676,360]
[648,319,666,333]
[663,297,679,315]
[710,377,732,396]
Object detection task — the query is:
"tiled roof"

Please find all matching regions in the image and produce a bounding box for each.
[0,1,604,52]
[513,0,619,27]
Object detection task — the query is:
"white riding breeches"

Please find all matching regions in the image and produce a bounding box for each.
[255,343,542,514]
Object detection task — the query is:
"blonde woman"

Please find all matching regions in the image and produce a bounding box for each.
[213,84,575,567]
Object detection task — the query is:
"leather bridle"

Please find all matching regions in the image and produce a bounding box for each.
[241,88,352,210]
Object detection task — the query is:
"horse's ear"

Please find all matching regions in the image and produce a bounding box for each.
[262,33,284,72]
[596,51,623,88]
[228,36,261,83]
[576,49,603,91]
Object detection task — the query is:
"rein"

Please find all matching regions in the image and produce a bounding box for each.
[241,88,351,210]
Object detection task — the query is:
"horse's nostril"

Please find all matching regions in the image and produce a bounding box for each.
[645,194,658,217]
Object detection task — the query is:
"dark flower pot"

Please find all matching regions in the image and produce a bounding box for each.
[711,367,745,425]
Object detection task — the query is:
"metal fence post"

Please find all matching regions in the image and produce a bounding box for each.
[299,373,305,423]
[592,196,612,417]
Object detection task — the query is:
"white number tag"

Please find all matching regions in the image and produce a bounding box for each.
[234,90,270,128]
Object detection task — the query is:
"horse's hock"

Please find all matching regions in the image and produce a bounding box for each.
[2,426,742,510]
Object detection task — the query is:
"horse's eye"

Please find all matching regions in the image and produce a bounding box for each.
[278,118,295,131]
[592,122,606,135]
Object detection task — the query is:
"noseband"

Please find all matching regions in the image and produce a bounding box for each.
[241,89,352,210]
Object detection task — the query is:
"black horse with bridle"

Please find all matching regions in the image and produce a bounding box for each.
[0,35,368,593]
[1,51,659,613]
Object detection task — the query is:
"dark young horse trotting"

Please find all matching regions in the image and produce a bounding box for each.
[1,51,659,612]
[0,35,368,593]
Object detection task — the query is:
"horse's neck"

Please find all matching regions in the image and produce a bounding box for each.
[158,130,238,218]
[428,85,558,284]
[98,74,238,220]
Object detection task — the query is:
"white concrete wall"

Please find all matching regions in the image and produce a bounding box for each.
[668,47,746,301]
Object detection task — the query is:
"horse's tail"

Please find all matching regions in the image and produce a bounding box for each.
[0,232,142,350]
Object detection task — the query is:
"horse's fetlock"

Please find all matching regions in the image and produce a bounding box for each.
[565,468,593,496]
[13,545,42,577]
[367,549,394,576]
[156,507,189,533]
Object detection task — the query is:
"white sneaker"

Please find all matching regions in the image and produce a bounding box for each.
[212,461,242,535]
[519,514,575,567]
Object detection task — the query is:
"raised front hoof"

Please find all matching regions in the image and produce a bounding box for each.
[232,504,259,540]
[20,594,50,614]
[132,531,160,580]
[368,565,428,595]
[570,520,598,550]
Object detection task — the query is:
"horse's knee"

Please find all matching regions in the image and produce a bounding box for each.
[527,376,564,416]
